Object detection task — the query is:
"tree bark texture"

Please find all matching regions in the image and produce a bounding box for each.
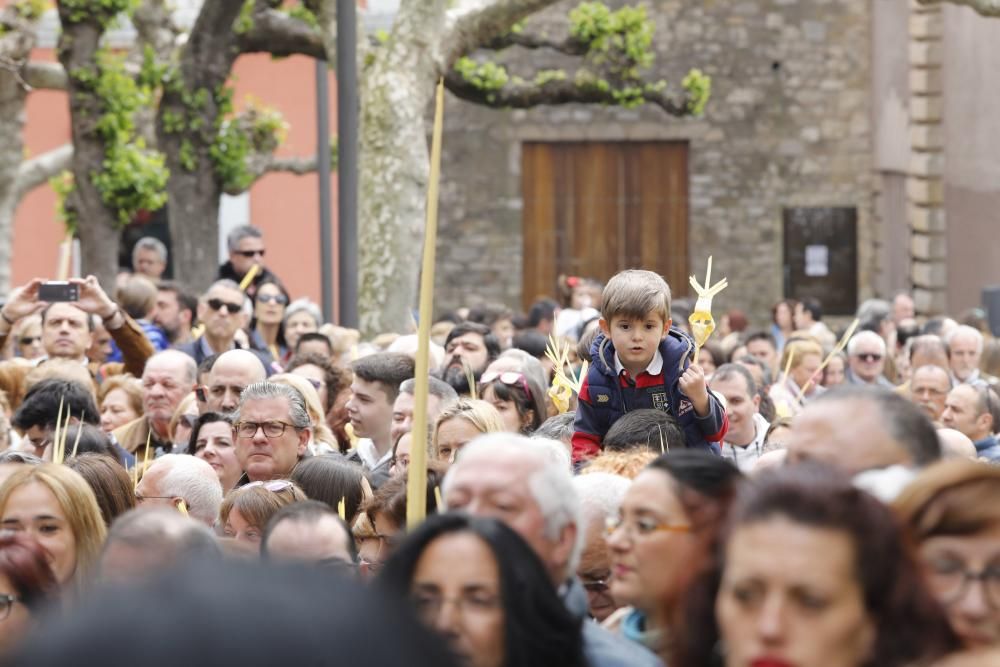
[56,8,121,288]
[355,0,562,337]
[156,0,245,293]
[922,0,1000,15]
[0,9,37,292]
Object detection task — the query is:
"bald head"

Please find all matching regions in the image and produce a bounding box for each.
[206,349,267,414]
[936,428,978,460]
[909,365,952,423]
[786,387,940,475]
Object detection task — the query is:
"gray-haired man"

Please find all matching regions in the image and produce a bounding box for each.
[234,381,312,484]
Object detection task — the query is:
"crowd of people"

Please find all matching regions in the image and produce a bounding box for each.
[0,225,996,666]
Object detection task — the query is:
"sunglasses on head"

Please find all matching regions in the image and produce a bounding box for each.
[256,293,287,306]
[479,371,532,400]
[235,249,265,258]
[855,352,883,362]
[207,298,242,314]
[244,480,295,493]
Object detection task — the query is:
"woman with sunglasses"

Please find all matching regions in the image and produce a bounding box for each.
[168,393,199,454]
[0,533,59,654]
[379,513,586,667]
[189,412,243,493]
[219,480,307,548]
[97,375,143,434]
[10,316,43,362]
[605,450,742,663]
[248,280,290,363]
[478,371,546,435]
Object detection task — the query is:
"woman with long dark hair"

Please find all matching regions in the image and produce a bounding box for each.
[674,464,960,667]
[604,450,742,663]
[379,513,586,667]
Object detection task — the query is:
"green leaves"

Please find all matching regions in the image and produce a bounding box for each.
[59,0,139,29]
[65,47,169,227]
[682,68,711,116]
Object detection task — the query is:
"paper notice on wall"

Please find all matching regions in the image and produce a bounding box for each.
[805,244,829,277]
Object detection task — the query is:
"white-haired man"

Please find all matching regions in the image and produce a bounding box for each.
[946,325,995,387]
[134,454,224,527]
[572,472,631,623]
[444,434,659,667]
[845,330,893,387]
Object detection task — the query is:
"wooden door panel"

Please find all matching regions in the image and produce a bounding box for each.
[522,141,688,309]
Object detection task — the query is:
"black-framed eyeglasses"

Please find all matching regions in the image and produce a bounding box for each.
[256,293,287,306]
[0,593,20,621]
[235,421,300,439]
[926,559,1000,610]
[581,577,611,595]
[18,336,41,346]
[854,352,883,362]
[207,298,242,314]
[235,249,266,258]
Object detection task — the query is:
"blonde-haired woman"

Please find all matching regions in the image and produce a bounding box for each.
[269,374,339,455]
[768,337,824,417]
[0,464,107,592]
[432,399,504,462]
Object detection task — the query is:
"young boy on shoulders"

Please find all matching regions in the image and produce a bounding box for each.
[571,270,728,463]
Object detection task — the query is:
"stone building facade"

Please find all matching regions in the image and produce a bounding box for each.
[435,0,875,321]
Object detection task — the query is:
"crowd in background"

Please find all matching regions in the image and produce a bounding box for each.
[0,225,996,666]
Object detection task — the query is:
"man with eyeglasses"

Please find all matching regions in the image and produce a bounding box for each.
[571,472,630,623]
[443,434,661,667]
[909,365,953,424]
[176,280,272,368]
[845,330,893,388]
[134,454,223,527]
[217,225,283,301]
[233,381,312,484]
[942,384,1000,462]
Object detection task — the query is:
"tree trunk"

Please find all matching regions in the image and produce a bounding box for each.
[56,13,122,289]
[0,67,29,293]
[157,0,244,293]
[356,2,449,337]
[0,14,40,292]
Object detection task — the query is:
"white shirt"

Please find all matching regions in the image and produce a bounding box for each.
[356,437,392,471]
[721,413,770,472]
[613,348,664,377]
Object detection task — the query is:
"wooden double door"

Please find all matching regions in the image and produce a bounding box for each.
[521,141,690,307]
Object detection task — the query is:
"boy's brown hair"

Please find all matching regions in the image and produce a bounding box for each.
[600,269,671,323]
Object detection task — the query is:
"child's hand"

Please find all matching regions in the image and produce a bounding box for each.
[679,362,711,416]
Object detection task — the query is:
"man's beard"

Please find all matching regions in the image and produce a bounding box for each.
[441,360,482,396]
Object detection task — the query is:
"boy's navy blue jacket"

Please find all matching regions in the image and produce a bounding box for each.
[571,327,728,462]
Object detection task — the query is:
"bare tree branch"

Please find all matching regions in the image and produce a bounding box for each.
[481,30,587,56]
[15,144,73,198]
[22,60,68,90]
[918,0,1000,15]
[237,8,326,59]
[442,0,563,67]
[443,68,690,116]
[226,153,319,195]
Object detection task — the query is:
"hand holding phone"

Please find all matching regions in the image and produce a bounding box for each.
[38,281,80,302]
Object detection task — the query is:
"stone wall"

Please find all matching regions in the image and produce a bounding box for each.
[435,0,874,325]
